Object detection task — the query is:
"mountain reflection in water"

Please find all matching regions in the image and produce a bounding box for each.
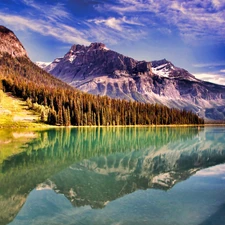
[1,126,225,225]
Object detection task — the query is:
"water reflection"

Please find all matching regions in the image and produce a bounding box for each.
[46,127,225,209]
[1,126,225,225]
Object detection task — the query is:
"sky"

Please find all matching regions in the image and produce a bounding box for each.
[0,0,225,84]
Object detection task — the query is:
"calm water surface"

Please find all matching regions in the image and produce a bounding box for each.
[0,127,225,225]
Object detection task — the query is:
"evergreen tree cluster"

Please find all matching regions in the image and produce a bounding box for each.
[0,53,204,126]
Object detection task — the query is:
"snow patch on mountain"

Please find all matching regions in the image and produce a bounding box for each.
[152,63,171,78]
[103,46,109,51]
[69,55,76,63]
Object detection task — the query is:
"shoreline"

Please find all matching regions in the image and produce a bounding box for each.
[1,123,225,130]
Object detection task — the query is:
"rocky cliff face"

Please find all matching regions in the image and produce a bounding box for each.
[46,42,152,83]
[0,26,27,58]
[43,43,225,121]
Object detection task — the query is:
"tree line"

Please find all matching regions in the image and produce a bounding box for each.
[0,53,204,126]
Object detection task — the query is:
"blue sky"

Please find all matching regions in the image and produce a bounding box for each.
[0,0,225,84]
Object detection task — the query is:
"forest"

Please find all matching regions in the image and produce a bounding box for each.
[0,53,204,126]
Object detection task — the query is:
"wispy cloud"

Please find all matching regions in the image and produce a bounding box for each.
[21,0,70,21]
[0,13,90,45]
[0,0,148,47]
[88,17,123,31]
[0,0,91,45]
[88,16,144,31]
[84,18,147,44]
[97,0,225,43]
[96,0,158,14]
[85,14,147,44]
[194,73,225,85]
[193,62,225,68]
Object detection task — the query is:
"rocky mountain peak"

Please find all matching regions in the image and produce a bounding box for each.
[89,42,108,50]
[69,44,86,53]
[0,25,27,58]
[45,42,153,84]
[68,42,108,55]
[151,58,170,67]
[151,58,196,80]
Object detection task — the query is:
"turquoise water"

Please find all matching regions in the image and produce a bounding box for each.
[1,127,225,225]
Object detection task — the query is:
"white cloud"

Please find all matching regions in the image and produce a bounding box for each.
[85,18,147,44]
[212,0,223,10]
[88,16,144,31]
[105,17,122,30]
[194,73,225,85]
[97,0,225,43]
[89,17,123,31]
[171,2,186,14]
[220,69,225,73]
[86,16,147,44]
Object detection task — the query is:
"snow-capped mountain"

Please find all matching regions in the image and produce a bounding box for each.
[42,43,225,121]
[151,59,197,81]
[35,61,51,69]
[36,58,63,71]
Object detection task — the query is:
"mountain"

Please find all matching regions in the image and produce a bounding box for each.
[0,26,27,58]
[43,43,225,121]
[0,25,203,126]
[0,27,70,92]
[35,61,51,69]
[0,26,71,89]
[43,57,63,72]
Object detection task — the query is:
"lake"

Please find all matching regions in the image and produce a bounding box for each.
[1,126,225,225]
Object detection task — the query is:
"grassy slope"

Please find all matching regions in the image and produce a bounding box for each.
[0,90,46,128]
[0,91,47,163]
